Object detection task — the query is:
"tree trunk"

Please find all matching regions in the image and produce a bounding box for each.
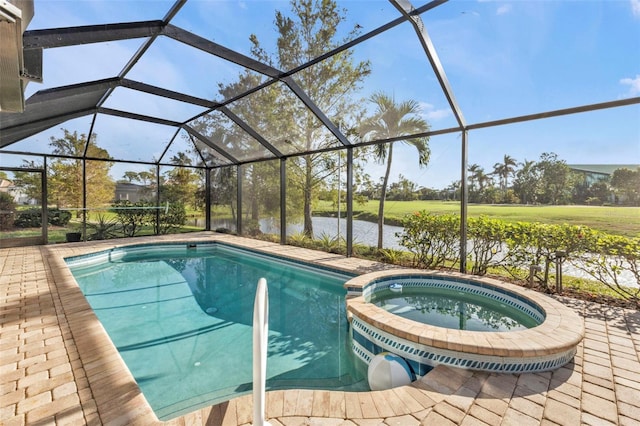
[378,144,393,249]
[303,155,313,238]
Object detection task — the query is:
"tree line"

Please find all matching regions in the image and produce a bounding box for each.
[464,153,638,206]
[356,153,639,207]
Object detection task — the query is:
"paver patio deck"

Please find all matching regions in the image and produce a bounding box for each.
[1,232,639,425]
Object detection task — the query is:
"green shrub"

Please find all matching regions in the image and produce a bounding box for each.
[287,232,312,248]
[398,211,459,269]
[112,200,154,237]
[467,216,507,276]
[0,192,16,231]
[351,243,375,257]
[14,207,72,228]
[501,222,594,287]
[569,233,640,307]
[14,208,71,228]
[396,211,639,305]
[379,248,404,264]
[88,214,121,240]
[242,219,262,236]
[316,232,340,252]
[156,202,187,235]
[48,208,71,226]
[13,209,41,228]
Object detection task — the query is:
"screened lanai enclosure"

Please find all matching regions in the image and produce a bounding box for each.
[1,0,639,272]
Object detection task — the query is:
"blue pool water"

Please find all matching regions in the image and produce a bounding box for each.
[66,243,367,420]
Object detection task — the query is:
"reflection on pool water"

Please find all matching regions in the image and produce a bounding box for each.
[66,242,367,421]
[346,270,583,375]
[370,287,540,332]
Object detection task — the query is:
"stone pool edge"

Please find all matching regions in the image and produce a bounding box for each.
[345,269,585,367]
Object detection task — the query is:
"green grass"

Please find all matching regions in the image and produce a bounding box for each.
[316,200,640,237]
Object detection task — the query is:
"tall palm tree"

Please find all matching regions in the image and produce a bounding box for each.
[513,159,538,204]
[360,92,430,249]
[468,163,490,202]
[493,154,517,199]
[467,163,481,193]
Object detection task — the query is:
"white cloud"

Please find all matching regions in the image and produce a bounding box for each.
[632,0,640,17]
[419,102,452,121]
[620,75,640,97]
[496,4,512,15]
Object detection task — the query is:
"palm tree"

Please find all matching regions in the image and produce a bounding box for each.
[444,180,461,201]
[467,163,481,193]
[513,159,538,204]
[468,163,491,202]
[493,154,517,200]
[360,92,430,249]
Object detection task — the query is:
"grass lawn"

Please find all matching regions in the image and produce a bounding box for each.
[316,200,640,238]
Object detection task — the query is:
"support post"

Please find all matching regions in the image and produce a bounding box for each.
[82,158,87,241]
[555,251,566,293]
[155,165,161,235]
[42,157,48,244]
[237,164,243,235]
[280,158,286,245]
[459,130,468,273]
[205,168,211,231]
[346,147,353,257]
[528,265,542,287]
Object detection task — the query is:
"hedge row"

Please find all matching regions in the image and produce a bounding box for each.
[12,208,72,228]
[399,212,639,304]
[110,200,186,237]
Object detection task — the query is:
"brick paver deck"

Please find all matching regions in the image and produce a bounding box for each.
[1,232,639,425]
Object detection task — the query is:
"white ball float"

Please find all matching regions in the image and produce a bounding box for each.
[367,352,414,390]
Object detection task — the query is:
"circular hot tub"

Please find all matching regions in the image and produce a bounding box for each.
[345,270,584,376]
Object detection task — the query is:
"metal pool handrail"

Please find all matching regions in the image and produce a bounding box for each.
[253,277,271,426]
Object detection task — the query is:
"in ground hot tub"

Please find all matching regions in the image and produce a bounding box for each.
[345,270,584,377]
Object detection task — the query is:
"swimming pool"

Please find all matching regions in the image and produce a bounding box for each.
[66,242,367,420]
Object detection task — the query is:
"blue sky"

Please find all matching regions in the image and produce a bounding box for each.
[7,0,640,189]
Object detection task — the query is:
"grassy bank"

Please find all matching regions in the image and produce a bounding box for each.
[315,200,640,238]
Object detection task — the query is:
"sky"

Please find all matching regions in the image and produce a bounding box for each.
[3,0,639,190]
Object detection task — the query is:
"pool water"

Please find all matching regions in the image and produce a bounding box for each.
[67,244,367,420]
[370,287,540,332]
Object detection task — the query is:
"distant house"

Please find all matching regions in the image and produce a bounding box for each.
[568,164,639,186]
[0,179,10,193]
[0,179,38,205]
[569,164,639,204]
[114,182,152,203]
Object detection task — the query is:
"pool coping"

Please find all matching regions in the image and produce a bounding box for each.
[345,269,585,359]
